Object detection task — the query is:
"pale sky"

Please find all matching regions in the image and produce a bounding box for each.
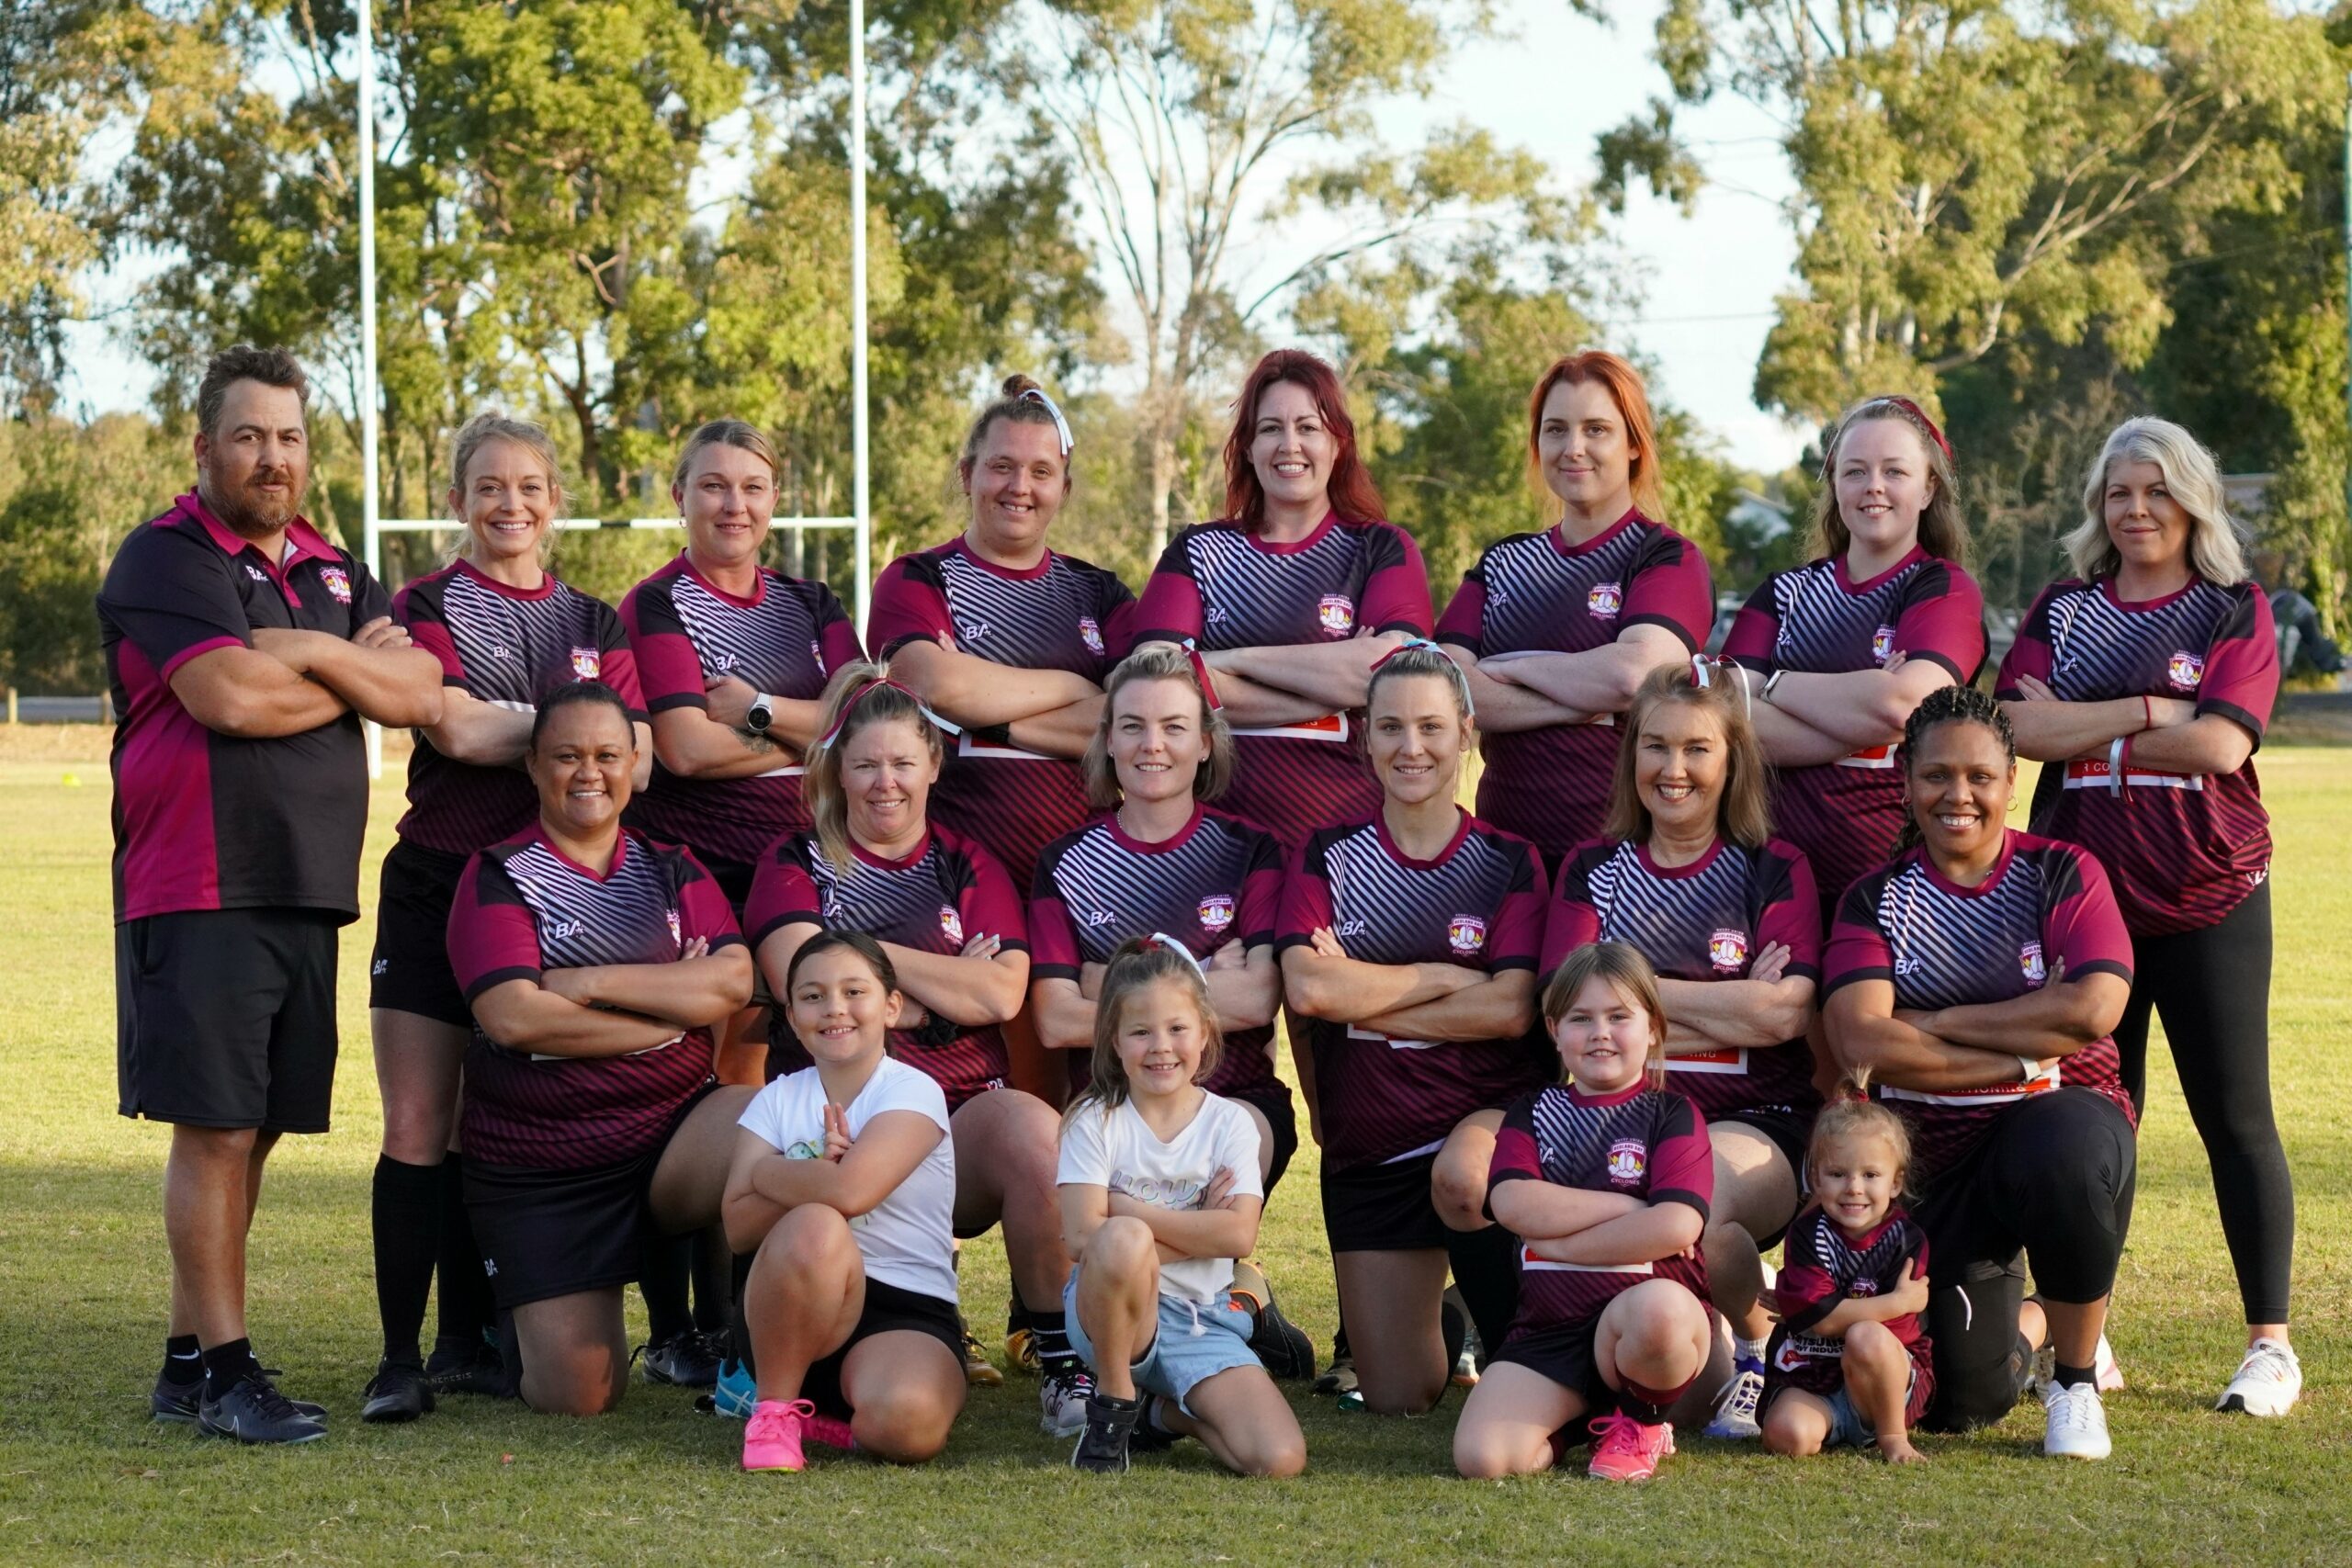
[57,0,1808,472]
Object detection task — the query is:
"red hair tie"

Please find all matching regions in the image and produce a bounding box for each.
[1881,396,1952,463]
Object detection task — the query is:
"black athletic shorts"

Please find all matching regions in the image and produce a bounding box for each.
[117,907,341,1133]
[1490,1314,1610,1404]
[1321,1151,1450,1253]
[801,1279,964,1420]
[368,840,472,1027]
[1233,1084,1301,1197]
[464,1082,719,1310]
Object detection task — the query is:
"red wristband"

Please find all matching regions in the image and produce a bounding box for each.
[2141,694,2154,731]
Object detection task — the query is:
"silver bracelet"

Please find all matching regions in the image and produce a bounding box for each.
[2017,1054,2041,1084]
[2108,734,2127,795]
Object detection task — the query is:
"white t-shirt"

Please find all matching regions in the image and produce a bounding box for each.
[1057,1091,1265,1303]
[738,1055,958,1305]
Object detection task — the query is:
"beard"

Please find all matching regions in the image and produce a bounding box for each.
[202,464,309,539]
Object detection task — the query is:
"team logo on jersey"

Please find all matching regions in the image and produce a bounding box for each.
[547,919,586,941]
[1849,1276,1881,1297]
[570,646,601,680]
[2167,649,2206,691]
[490,642,514,660]
[939,905,965,943]
[1587,581,1623,618]
[319,565,353,604]
[1083,908,1116,928]
[710,651,737,674]
[1317,594,1355,636]
[1871,624,1896,665]
[1447,914,1487,956]
[1199,894,1236,934]
[961,617,991,643]
[1078,616,1105,655]
[2019,939,2047,987]
[1336,919,1370,937]
[1708,929,1748,973]
[1606,1139,1647,1184]
[666,908,682,948]
[244,564,269,582]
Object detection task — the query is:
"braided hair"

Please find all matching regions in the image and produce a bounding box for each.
[1892,683,2015,853]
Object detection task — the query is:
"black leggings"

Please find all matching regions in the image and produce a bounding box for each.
[2112,880,2293,1325]
[1916,1089,2138,1432]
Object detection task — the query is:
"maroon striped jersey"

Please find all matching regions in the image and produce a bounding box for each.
[1543,836,1823,1119]
[1277,813,1546,1170]
[1487,1082,1713,1332]
[394,561,647,855]
[1135,513,1431,846]
[1721,548,1986,917]
[1764,1206,1933,1401]
[1996,576,2276,938]
[1435,513,1714,862]
[745,825,1029,1108]
[868,537,1135,888]
[1029,805,1288,1102]
[619,556,866,870]
[1824,830,2136,1186]
[98,494,393,921]
[447,826,744,1169]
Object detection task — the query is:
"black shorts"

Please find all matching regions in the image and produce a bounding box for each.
[117,907,340,1133]
[700,854,758,917]
[1321,1151,1449,1253]
[464,1083,719,1310]
[368,840,471,1027]
[1232,1084,1301,1197]
[801,1279,964,1421]
[1490,1315,1610,1404]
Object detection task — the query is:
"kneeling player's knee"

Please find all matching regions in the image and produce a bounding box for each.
[1430,1158,1489,1230]
[854,1386,953,1462]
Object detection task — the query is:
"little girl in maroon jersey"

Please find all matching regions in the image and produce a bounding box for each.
[1453,942,1724,1484]
[1759,1089,1933,1465]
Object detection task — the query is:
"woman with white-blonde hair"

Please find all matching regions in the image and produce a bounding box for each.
[1994,415,2298,1418]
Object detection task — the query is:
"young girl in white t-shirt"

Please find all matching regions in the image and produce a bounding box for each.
[1057,936,1308,1477]
[723,931,965,1472]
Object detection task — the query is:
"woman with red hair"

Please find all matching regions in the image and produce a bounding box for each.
[1133,350,1433,849]
[1434,352,1714,867]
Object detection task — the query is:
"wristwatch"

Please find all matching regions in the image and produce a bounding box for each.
[745,694,776,736]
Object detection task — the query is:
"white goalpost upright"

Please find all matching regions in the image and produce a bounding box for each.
[353,0,874,778]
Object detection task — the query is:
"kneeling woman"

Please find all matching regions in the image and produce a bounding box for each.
[726,932,964,1471]
[1824,684,2137,1460]
[1279,643,1546,1414]
[1059,940,1306,1476]
[446,683,755,1416]
[1453,943,1724,1483]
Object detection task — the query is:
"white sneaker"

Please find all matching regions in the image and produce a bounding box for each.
[2043,1382,2112,1460]
[2217,1338,2301,1417]
[1039,1367,1093,1437]
[1702,1356,1766,1439]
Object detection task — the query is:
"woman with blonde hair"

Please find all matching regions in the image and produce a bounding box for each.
[1995,415,2297,1417]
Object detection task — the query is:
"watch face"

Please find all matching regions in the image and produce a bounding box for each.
[748,701,772,731]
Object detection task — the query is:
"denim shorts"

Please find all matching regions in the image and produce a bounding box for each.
[1062,1277,1261,1416]
[1823,1364,1920,1449]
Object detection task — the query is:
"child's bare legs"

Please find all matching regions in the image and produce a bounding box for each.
[743,1203,864,1403]
[1159,1366,1306,1477]
[1843,1320,1924,1463]
[1760,1387,1835,1455]
[1594,1280,1713,1413]
[1453,1361,1589,1478]
[1072,1216,1158,1401]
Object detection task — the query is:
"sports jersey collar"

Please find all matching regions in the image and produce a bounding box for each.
[1822,1208,1906,1249]
[527,821,633,882]
[1105,801,1205,854]
[453,555,560,601]
[1550,507,1643,558]
[1635,834,1724,880]
[1374,805,1469,869]
[2098,572,2201,615]
[178,491,338,570]
[1914,826,2018,900]
[1833,543,1928,594]
[1241,509,1339,556]
[849,827,935,870]
[1559,1079,1648,1108]
[679,549,770,607]
[951,534,1056,581]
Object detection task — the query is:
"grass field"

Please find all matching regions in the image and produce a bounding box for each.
[3,729,2348,1564]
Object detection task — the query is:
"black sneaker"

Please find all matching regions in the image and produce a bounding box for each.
[360,1358,435,1424]
[1070,1393,1141,1472]
[1128,1395,1180,1453]
[425,1334,513,1398]
[1243,1293,1317,1381]
[154,1366,325,1424]
[1312,1350,1357,1397]
[639,1329,724,1388]
[198,1370,328,1445]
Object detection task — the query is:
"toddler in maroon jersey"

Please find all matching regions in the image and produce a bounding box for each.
[1453,942,1721,1484]
[1759,1090,1933,1464]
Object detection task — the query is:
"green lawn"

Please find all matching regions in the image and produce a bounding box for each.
[2,741,2347,1564]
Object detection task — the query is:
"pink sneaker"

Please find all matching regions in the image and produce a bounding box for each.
[1587,1413,1674,1483]
[743,1399,813,1472]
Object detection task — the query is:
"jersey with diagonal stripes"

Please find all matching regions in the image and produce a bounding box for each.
[745,825,1029,1108]
[1277,813,1546,1169]
[1996,575,2276,937]
[1487,1082,1712,1332]
[1436,513,1714,862]
[869,537,1135,887]
[447,826,743,1168]
[619,556,865,869]
[1721,548,1986,917]
[98,493,394,921]
[1543,836,1823,1119]
[1764,1206,1932,1399]
[393,561,647,855]
[1135,513,1431,845]
[1823,831,2136,1186]
[1029,805,1288,1102]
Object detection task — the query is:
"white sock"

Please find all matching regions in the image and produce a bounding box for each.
[1735,1336,1768,1366]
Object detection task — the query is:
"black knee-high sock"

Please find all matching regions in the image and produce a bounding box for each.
[691,1227,732,1335]
[372,1154,443,1364]
[435,1154,496,1347]
[1445,1222,1521,1365]
[638,1230,695,1347]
